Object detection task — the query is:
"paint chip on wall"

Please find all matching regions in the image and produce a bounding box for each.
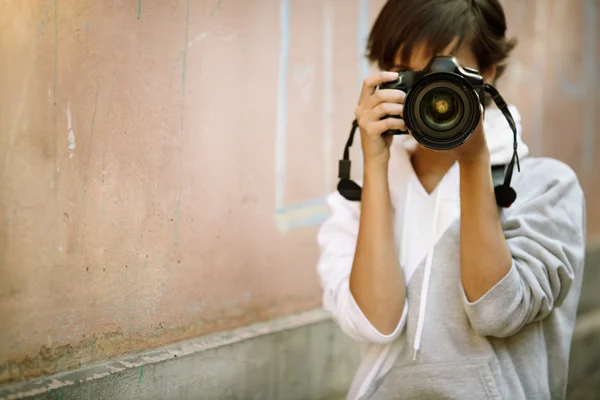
[66,102,76,159]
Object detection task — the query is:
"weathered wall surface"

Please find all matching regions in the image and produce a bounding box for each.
[1,0,598,384]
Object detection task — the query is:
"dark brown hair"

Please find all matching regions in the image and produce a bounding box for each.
[367,0,517,83]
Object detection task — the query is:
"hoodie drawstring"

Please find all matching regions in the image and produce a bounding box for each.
[410,186,442,360]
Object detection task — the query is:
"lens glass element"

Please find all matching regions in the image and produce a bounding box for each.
[420,88,463,134]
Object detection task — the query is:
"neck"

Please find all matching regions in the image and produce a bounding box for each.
[412,146,456,176]
[410,146,457,194]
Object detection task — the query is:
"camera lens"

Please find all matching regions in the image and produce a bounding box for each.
[420,88,463,135]
[404,74,481,150]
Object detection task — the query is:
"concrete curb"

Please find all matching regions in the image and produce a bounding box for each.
[579,245,600,314]
[568,308,600,392]
[0,309,359,400]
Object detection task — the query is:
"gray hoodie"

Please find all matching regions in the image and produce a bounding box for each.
[363,157,586,400]
[317,106,586,400]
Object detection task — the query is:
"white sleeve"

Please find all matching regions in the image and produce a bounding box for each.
[316,192,408,344]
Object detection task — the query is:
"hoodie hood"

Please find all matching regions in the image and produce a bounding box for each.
[485,104,529,165]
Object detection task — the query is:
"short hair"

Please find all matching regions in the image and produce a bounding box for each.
[367,0,517,83]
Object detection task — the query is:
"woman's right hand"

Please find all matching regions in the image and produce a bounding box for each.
[354,71,407,166]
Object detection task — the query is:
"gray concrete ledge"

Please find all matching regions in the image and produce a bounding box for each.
[0,309,360,400]
[579,245,600,314]
[568,308,600,392]
[567,365,600,400]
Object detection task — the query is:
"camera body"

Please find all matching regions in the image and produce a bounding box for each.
[379,56,485,150]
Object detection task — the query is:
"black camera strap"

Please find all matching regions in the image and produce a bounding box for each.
[484,84,520,207]
[337,84,520,208]
[337,120,362,201]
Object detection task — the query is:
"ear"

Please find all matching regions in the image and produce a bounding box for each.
[482,64,498,84]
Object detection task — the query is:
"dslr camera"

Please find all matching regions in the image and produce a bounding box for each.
[379,56,485,150]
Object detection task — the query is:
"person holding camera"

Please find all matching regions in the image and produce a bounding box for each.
[317,1,586,399]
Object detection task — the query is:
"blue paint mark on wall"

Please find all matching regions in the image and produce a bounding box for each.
[283,212,329,232]
[174,0,191,245]
[275,198,329,233]
[275,198,327,215]
[273,0,348,233]
[211,0,223,16]
[54,0,58,105]
[357,0,370,90]
[275,0,290,210]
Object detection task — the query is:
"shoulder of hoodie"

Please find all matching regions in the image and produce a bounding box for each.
[324,187,361,222]
[510,156,584,203]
